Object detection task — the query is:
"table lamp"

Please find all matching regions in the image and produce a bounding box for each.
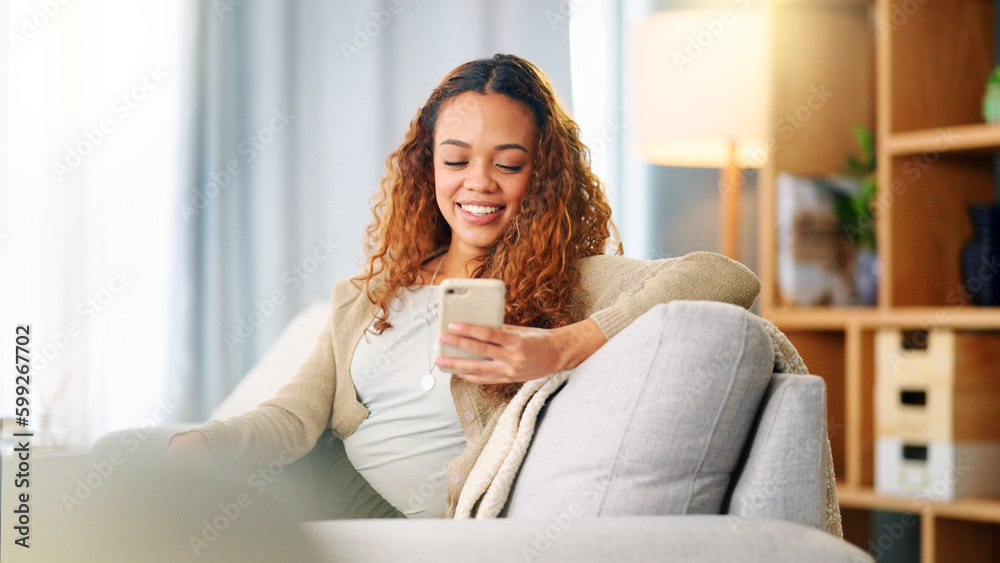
[630,9,769,260]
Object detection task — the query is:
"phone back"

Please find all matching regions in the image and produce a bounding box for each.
[437,278,505,372]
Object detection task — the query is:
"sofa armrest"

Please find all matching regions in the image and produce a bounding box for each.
[89,424,201,467]
[724,373,828,530]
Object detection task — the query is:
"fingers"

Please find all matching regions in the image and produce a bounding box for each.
[439,331,506,360]
[445,322,517,346]
[436,323,541,382]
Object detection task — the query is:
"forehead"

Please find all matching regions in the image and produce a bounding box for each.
[434,92,536,145]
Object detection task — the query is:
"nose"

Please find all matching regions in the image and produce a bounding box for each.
[463,160,497,192]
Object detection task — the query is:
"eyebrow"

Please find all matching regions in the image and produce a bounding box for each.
[439,139,529,153]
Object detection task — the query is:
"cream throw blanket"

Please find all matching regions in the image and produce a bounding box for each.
[453,314,844,538]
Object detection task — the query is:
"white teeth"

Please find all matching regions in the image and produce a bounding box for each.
[459,204,501,215]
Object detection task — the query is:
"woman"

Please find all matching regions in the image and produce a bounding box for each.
[166,54,760,519]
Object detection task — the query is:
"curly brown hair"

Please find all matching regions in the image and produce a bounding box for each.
[351,53,623,404]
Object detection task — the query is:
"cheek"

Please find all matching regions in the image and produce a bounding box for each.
[434,170,454,202]
[435,186,450,212]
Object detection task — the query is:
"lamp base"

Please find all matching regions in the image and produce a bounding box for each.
[719,144,743,261]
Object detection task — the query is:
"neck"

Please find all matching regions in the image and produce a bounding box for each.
[440,243,486,278]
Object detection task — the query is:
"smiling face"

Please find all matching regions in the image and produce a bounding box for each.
[433,91,537,266]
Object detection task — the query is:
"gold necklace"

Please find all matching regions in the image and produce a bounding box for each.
[421,254,445,391]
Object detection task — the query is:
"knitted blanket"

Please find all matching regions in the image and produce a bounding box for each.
[453,314,844,538]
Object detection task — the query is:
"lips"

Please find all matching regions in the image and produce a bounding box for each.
[456,202,504,225]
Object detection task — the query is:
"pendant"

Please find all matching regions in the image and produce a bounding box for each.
[421,372,435,391]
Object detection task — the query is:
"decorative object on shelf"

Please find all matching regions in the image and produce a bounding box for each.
[961,203,1000,306]
[874,329,1000,501]
[831,125,878,306]
[982,66,1000,124]
[854,249,878,306]
[630,8,768,261]
[776,173,858,306]
[29,366,72,451]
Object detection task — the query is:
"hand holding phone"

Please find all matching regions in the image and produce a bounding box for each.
[437,278,505,374]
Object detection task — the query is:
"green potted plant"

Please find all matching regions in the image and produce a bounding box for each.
[983,65,1000,124]
[832,125,877,304]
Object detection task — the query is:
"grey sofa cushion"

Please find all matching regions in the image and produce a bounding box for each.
[504,300,774,518]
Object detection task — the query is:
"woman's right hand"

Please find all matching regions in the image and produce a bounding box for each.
[164,431,214,467]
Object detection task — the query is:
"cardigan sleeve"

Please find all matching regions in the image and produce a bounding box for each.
[581,251,761,340]
[170,286,341,467]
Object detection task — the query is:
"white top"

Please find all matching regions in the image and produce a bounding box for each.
[344,284,467,518]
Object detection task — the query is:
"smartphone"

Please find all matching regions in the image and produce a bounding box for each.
[437,278,506,373]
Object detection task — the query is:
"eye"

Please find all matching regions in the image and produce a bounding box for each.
[497,164,523,172]
[443,160,468,167]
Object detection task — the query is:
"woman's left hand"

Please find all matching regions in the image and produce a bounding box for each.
[434,317,607,384]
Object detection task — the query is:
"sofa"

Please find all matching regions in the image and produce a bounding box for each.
[72,299,872,562]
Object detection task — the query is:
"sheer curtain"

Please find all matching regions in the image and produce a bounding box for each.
[2,0,187,446]
[167,1,573,422]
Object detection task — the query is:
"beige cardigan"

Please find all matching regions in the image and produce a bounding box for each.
[183,251,761,518]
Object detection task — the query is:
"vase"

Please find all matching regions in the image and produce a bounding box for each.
[854,249,879,305]
[961,204,1000,306]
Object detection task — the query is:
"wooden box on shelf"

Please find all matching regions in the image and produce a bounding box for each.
[874,328,1000,501]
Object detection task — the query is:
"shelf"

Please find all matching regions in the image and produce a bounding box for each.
[838,484,925,513]
[886,124,1000,157]
[934,499,1000,525]
[767,307,1000,329]
[838,485,1000,524]
[764,307,877,329]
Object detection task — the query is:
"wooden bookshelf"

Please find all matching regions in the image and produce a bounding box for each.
[758,1,1000,560]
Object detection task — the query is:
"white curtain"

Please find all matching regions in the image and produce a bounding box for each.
[2,0,187,446]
